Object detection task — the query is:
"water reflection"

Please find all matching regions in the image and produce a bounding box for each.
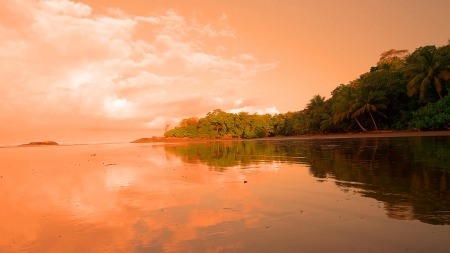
[165,136,450,225]
[0,144,283,252]
[1,137,450,252]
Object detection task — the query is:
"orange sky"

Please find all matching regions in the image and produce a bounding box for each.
[1,0,449,144]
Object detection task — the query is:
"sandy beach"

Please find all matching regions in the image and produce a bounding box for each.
[131,130,450,144]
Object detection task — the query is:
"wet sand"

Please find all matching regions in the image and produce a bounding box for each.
[132,130,450,143]
[256,130,450,140]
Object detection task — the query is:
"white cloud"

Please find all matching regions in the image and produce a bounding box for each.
[38,0,92,17]
[227,106,280,115]
[103,95,134,118]
[239,54,255,61]
[135,16,160,24]
[257,106,280,115]
[144,116,167,129]
[0,0,278,141]
[117,71,191,88]
[214,97,224,103]
[69,72,92,89]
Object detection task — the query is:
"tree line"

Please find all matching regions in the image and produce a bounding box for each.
[164,44,450,139]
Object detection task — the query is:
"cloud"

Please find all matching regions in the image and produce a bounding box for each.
[238,54,255,61]
[214,97,224,103]
[135,16,160,24]
[227,106,280,115]
[0,0,277,143]
[38,0,92,17]
[102,95,134,118]
[144,116,168,129]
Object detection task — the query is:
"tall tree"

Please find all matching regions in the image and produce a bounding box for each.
[333,86,368,132]
[206,109,227,137]
[305,94,325,112]
[305,94,327,133]
[376,49,408,72]
[351,88,388,131]
[404,46,450,100]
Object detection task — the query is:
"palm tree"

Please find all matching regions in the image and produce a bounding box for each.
[305,94,325,112]
[351,88,388,131]
[333,86,368,132]
[320,106,340,133]
[304,94,327,133]
[404,46,450,100]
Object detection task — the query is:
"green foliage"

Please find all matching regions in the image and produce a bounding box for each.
[409,95,450,130]
[351,87,388,131]
[376,49,408,71]
[163,43,450,138]
[404,45,450,100]
[164,126,195,138]
[164,110,281,139]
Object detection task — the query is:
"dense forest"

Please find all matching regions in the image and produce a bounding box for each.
[164,44,450,139]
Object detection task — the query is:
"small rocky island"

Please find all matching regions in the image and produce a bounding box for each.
[20,141,59,146]
[131,136,199,143]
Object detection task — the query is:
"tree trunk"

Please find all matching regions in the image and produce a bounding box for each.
[368,111,378,131]
[339,125,351,133]
[355,117,368,132]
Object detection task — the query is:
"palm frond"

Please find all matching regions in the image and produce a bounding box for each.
[407,72,427,92]
[438,70,450,80]
[374,111,388,119]
[351,106,366,118]
[433,77,442,96]
[417,55,429,67]
[420,77,432,100]
[427,67,434,78]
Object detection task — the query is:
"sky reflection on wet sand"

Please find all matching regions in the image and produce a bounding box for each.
[0,141,449,253]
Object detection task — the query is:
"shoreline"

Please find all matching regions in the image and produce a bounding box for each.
[2,130,449,148]
[131,130,450,143]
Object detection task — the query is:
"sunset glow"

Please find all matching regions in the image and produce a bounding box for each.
[1,0,449,144]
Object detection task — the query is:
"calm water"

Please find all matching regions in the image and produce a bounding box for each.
[0,136,449,252]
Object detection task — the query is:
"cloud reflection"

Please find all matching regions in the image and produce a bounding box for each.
[0,144,271,252]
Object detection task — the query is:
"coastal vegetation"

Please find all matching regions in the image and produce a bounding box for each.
[164,44,450,139]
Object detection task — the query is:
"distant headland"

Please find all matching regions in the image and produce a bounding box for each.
[20,141,59,146]
[130,137,205,143]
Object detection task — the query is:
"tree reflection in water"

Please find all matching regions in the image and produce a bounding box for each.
[165,136,450,225]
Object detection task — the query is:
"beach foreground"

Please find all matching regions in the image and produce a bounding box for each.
[1,136,449,252]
